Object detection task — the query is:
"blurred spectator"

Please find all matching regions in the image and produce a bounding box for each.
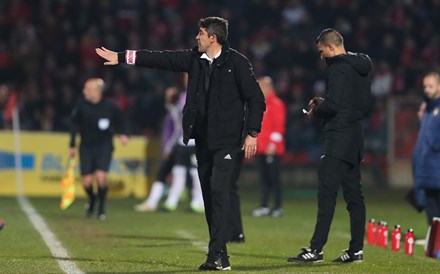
[252,76,286,218]
[413,72,440,225]
[371,62,393,98]
[0,0,438,167]
[0,83,12,128]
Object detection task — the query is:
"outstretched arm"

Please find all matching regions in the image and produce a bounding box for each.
[96,46,193,72]
[95,47,119,65]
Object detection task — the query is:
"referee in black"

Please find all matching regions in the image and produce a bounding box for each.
[288,29,372,263]
[95,16,265,270]
[69,78,129,220]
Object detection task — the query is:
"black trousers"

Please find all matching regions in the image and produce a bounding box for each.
[228,153,244,240]
[195,139,243,253]
[155,147,176,182]
[258,154,282,209]
[310,155,366,253]
[425,188,440,225]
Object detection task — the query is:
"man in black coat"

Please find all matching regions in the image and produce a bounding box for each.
[288,28,372,263]
[96,17,265,271]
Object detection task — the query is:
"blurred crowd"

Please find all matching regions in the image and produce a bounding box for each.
[0,0,439,166]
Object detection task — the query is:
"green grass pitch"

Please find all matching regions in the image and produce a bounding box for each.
[0,188,439,273]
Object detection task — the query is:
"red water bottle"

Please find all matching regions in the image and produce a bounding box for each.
[367,218,376,245]
[381,222,389,247]
[405,229,415,255]
[376,221,384,247]
[391,225,401,252]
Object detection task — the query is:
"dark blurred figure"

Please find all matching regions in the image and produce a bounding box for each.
[252,76,286,218]
[227,150,245,244]
[69,78,129,220]
[413,71,440,225]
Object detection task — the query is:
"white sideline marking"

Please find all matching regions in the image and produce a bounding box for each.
[176,230,207,251]
[13,108,83,274]
[17,196,85,274]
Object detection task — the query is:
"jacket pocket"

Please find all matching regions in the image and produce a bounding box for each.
[182,108,196,130]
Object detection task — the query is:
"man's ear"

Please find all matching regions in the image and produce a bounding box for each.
[210,34,217,44]
[328,44,334,53]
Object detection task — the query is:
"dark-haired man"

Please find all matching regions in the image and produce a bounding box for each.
[96,16,265,271]
[288,28,371,263]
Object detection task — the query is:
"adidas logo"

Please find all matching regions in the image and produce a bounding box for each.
[302,253,317,259]
[340,253,351,261]
[224,154,232,160]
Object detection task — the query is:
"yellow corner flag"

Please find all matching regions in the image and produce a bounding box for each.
[60,158,76,210]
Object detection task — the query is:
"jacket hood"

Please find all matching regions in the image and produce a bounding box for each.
[341,52,372,76]
[327,52,372,76]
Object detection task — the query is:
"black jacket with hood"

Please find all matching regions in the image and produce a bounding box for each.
[313,52,372,165]
[117,44,265,150]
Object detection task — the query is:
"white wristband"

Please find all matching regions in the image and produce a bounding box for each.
[126,50,137,65]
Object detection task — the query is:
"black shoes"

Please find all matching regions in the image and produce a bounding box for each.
[332,249,363,263]
[287,248,323,263]
[85,202,106,220]
[270,208,283,218]
[199,250,231,271]
[227,233,245,243]
[85,203,94,218]
[288,247,363,263]
[252,207,283,217]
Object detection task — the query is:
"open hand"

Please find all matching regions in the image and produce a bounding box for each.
[242,135,257,159]
[95,47,118,65]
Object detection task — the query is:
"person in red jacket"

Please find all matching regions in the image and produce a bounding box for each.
[252,76,286,217]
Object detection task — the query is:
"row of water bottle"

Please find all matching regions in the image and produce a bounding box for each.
[367,219,414,255]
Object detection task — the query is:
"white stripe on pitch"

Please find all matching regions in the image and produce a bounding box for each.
[176,230,207,251]
[17,197,84,274]
[13,108,84,274]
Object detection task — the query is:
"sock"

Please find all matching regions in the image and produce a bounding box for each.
[146,181,165,208]
[97,186,108,215]
[164,166,186,208]
[84,186,95,213]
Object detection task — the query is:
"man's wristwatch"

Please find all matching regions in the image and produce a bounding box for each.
[247,129,258,138]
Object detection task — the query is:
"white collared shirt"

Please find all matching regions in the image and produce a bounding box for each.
[200,50,222,64]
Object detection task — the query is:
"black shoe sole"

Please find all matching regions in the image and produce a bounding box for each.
[199,264,231,271]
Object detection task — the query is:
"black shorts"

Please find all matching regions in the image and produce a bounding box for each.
[174,145,197,168]
[79,145,113,175]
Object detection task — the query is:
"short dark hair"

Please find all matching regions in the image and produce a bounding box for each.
[199,17,228,45]
[424,71,440,83]
[316,28,344,46]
